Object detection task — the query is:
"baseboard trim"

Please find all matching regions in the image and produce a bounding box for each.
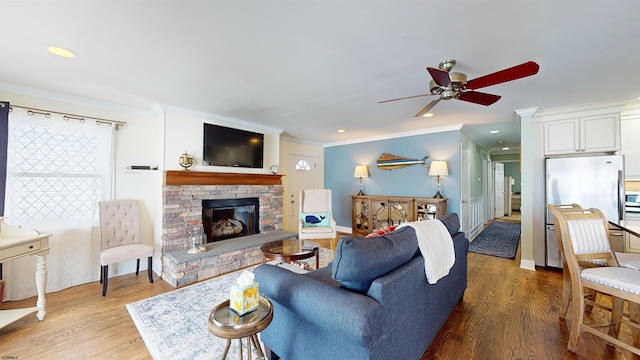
[520,259,536,271]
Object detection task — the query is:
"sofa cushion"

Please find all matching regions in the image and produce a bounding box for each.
[332,226,418,292]
[437,213,460,235]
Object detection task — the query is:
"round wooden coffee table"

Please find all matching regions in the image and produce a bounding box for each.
[260,239,320,269]
[208,296,273,360]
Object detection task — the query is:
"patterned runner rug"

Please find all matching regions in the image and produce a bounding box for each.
[126,248,334,360]
[469,221,521,259]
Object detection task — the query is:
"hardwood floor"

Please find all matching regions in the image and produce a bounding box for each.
[1,233,639,359]
[496,209,522,223]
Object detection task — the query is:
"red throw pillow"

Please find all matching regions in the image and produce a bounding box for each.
[365,225,397,238]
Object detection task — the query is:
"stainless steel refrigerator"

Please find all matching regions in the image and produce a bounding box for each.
[545,155,625,268]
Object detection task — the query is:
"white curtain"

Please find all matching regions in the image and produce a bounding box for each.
[3,109,114,300]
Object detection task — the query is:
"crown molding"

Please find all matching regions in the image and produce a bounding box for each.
[280,134,324,147]
[622,99,640,121]
[515,107,539,118]
[532,98,632,122]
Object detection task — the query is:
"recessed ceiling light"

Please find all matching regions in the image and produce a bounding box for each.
[422,113,434,118]
[337,129,346,133]
[490,130,500,134]
[46,45,77,58]
[502,147,510,150]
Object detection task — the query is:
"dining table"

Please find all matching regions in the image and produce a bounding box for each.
[608,219,640,252]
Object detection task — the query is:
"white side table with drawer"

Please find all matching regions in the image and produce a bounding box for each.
[0,218,51,329]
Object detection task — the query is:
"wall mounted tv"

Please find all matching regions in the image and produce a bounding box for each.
[203,123,264,168]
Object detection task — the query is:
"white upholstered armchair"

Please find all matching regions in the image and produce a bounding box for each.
[298,189,337,240]
[99,199,154,296]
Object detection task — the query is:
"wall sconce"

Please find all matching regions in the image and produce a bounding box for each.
[353,165,370,196]
[428,160,449,198]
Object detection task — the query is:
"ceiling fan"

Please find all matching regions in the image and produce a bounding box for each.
[379,59,540,117]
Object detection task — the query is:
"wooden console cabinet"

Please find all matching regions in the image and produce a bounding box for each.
[351,195,447,237]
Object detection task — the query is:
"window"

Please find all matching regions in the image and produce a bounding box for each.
[295,159,311,171]
[5,110,114,225]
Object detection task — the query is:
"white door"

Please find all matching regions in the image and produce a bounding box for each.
[494,162,505,218]
[504,176,513,217]
[460,144,471,236]
[484,158,494,222]
[288,154,317,232]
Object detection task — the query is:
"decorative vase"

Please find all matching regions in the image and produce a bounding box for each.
[187,225,206,254]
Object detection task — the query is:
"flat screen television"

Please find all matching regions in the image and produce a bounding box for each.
[203,123,264,168]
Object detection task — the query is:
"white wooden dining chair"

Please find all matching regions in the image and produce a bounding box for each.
[549,204,640,319]
[547,205,640,355]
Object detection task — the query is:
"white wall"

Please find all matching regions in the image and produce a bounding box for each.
[161,105,281,173]
[113,110,165,274]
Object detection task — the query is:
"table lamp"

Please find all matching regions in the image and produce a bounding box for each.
[354,165,370,195]
[428,160,449,198]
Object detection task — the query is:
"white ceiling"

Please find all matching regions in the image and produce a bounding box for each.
[2,1,640,153]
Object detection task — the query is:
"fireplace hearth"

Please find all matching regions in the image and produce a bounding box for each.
[202,197,260,243]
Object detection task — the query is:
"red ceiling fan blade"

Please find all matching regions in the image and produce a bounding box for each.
[427,67,451,87]
[465,61,539,90]
[378,93,431,103]
[415,98,441,117]
[457,91,501,106]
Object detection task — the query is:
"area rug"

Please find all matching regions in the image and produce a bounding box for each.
[469,221,521,259]
[126,248,334,360]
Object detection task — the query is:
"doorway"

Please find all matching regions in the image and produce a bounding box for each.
[491,160,522,223]
[287,154,317,232]
[460,143,471,238]
[494,162,505,218]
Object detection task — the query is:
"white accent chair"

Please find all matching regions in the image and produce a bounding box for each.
[547,205,640,355]
[99,199,154,296]
[298,189,337,241]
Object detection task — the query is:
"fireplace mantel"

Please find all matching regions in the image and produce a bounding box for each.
[165,170,283,186]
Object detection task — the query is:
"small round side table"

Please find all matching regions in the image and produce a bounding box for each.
[208,296,273,360]
[260,239,320,269]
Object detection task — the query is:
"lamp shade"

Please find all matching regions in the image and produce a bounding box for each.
[428,160,449,176]
[354,165,370,178]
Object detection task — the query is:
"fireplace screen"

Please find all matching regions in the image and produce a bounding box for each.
[202,198,260,243]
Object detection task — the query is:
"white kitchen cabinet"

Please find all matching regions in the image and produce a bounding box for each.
[621,119,640,178]
[544,114,620,155]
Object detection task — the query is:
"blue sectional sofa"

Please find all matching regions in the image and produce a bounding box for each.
[253,213,469,360]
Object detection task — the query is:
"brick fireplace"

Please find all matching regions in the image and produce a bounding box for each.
[161,171,284,252]
[160,171,292,286]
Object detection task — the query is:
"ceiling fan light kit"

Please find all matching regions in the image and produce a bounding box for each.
[438,59,457,71]
[380,59,540,116]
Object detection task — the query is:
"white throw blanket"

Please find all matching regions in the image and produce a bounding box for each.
[398,220,455,284]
